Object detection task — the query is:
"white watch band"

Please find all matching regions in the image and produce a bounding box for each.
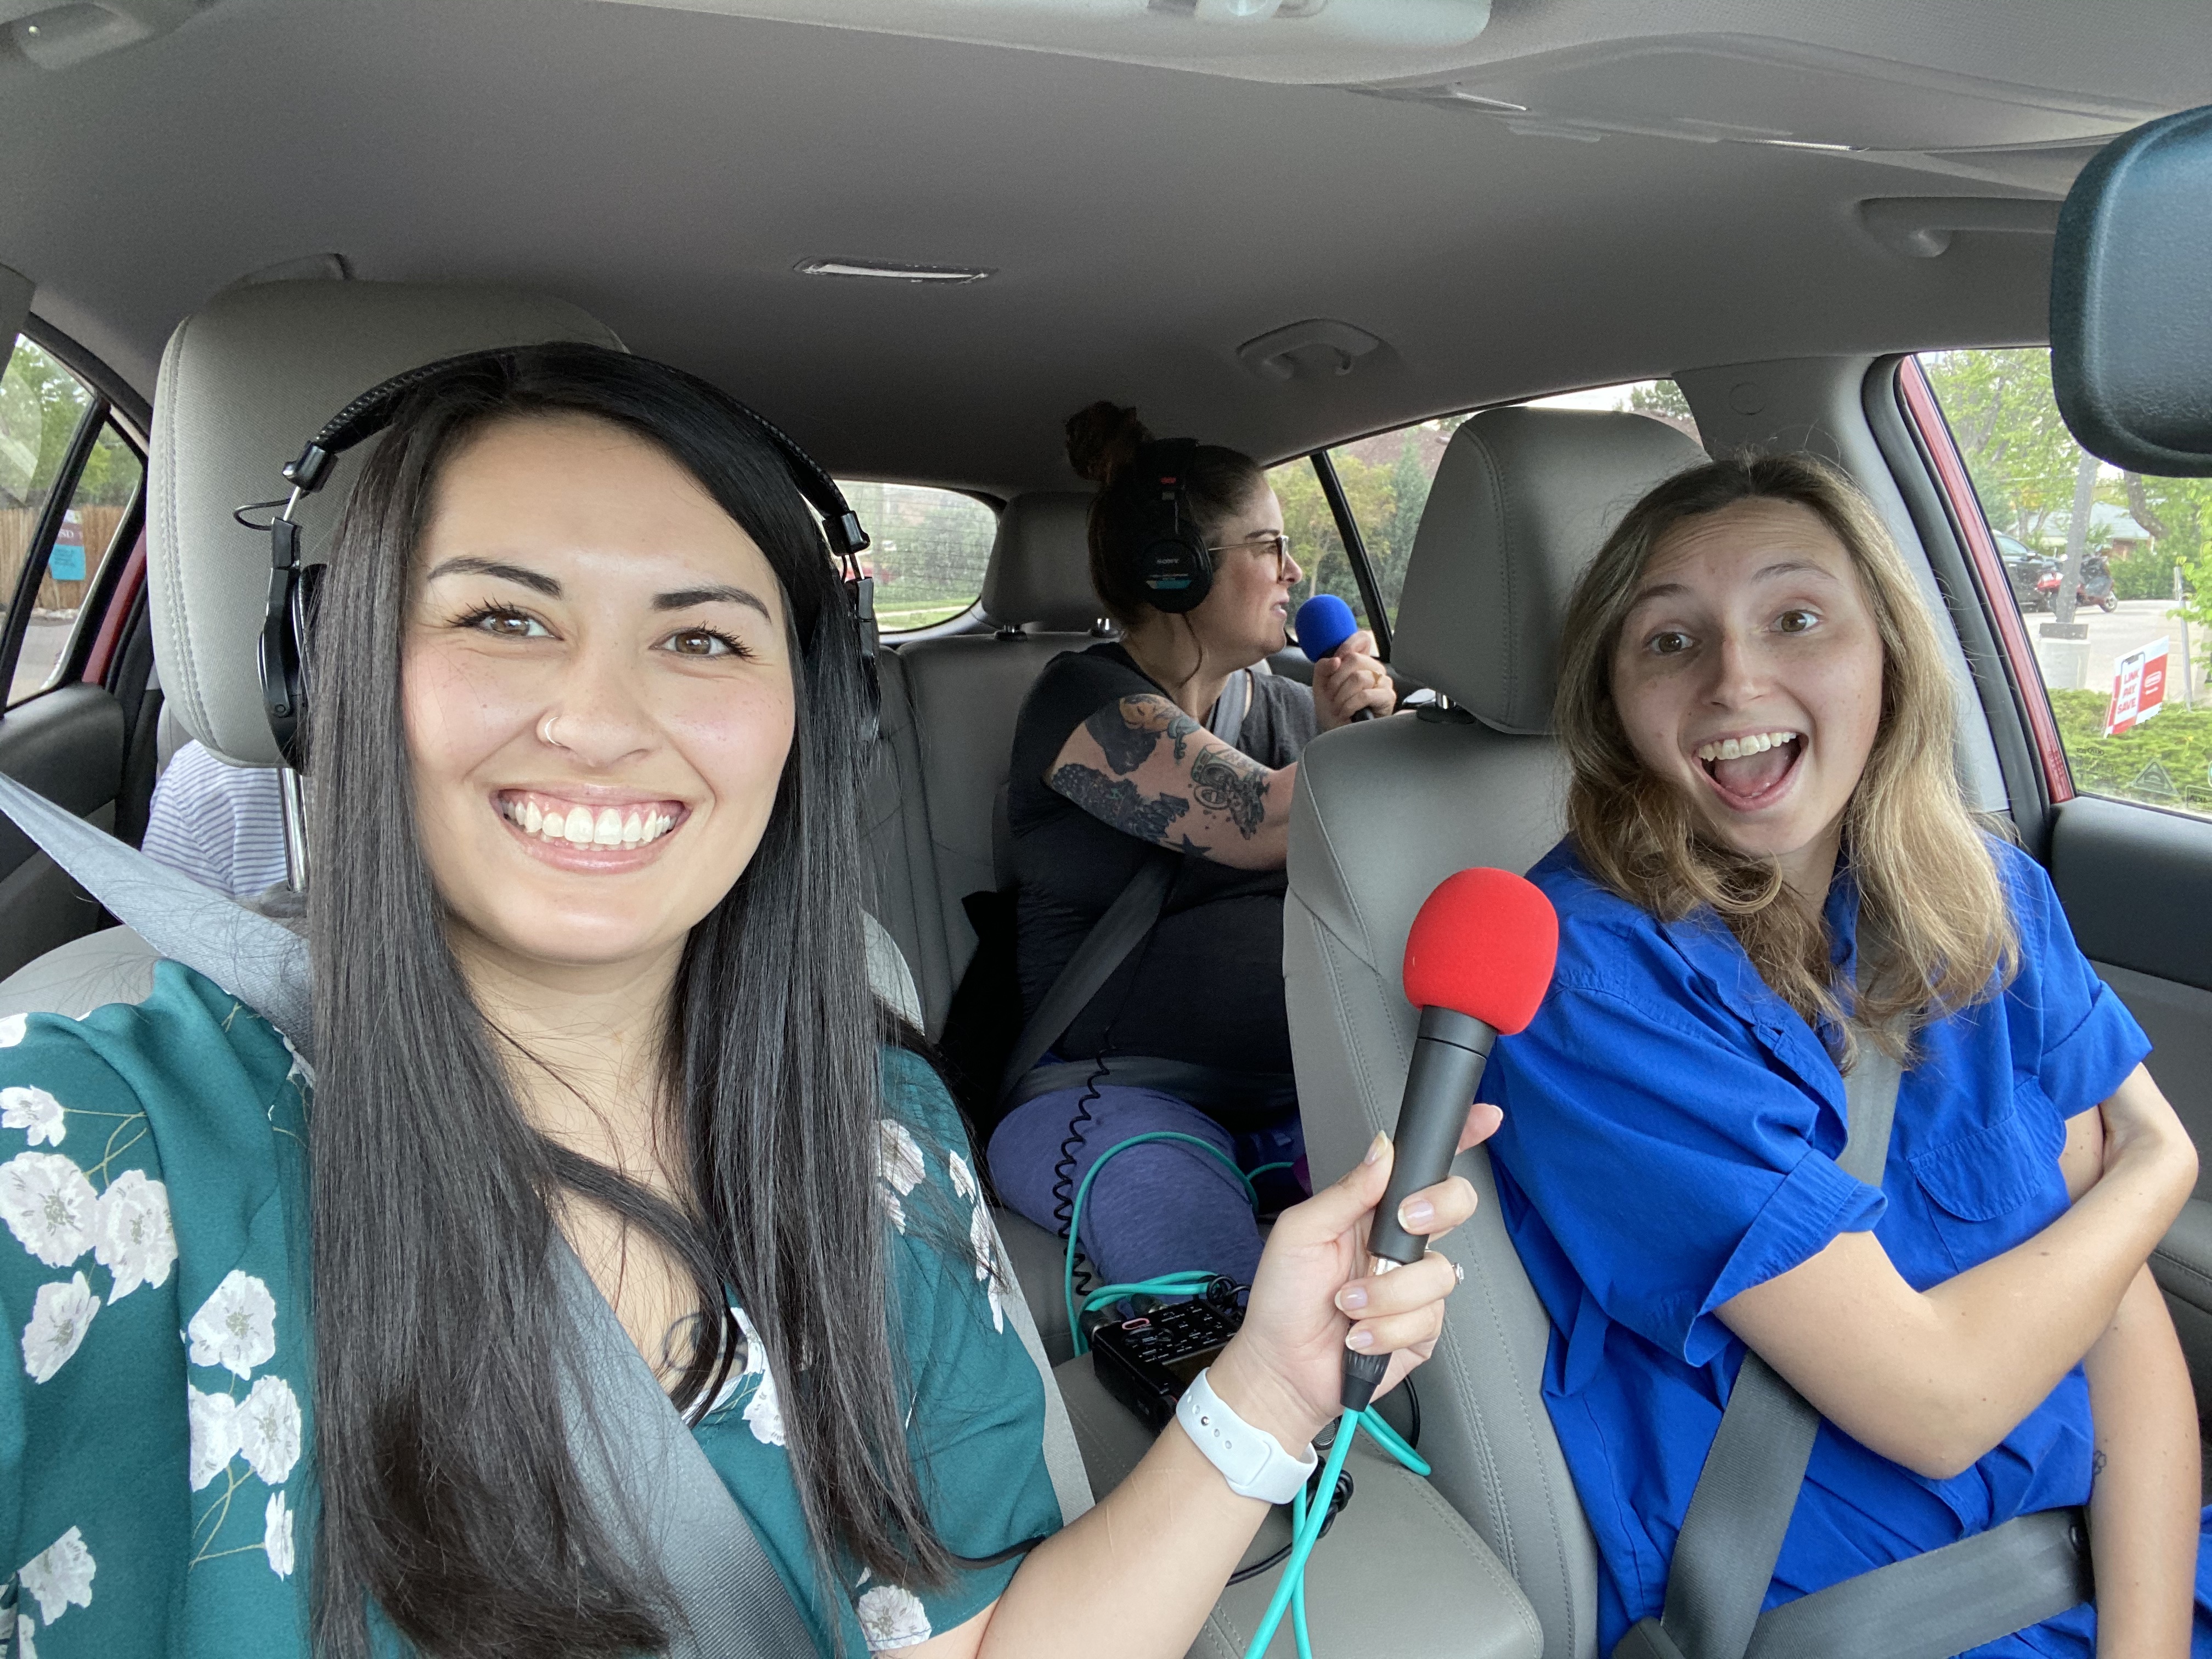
[1175,1367,1317,1505]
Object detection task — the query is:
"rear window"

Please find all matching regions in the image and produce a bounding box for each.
[1321,380,1699,633]
[837,481,996,634]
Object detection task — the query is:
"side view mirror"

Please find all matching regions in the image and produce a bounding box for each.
[2051,104,2212,478]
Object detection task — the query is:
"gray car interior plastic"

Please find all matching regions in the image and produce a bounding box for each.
[2050,104,2212,477]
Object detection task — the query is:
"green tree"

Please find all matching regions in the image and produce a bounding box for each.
[1920,349,2083,543]
[1628,380,1695,424]
[0,340,93,510]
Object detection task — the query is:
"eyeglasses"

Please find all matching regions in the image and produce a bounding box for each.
[1208,531,1296,578]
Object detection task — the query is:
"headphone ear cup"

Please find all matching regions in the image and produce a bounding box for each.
[1138,529,1213,614]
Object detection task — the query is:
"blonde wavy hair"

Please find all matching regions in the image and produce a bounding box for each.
[1553,452,2017,1062]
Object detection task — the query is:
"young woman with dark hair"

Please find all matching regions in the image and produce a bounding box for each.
[1484,451,2207,1654]
[988,402,1395,1298]
[0,347,1479,1658]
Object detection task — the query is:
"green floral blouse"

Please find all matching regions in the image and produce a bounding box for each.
[0,962,1060,1657]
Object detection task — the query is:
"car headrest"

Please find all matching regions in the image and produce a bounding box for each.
[150,279,625,768]
[2052,104,2212,478]
[978,492,1102,631]
[1392,407,1706,734]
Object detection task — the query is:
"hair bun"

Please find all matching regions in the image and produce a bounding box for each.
[1064,401,1152,485]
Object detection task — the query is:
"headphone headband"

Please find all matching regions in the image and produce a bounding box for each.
[249,345,879,771]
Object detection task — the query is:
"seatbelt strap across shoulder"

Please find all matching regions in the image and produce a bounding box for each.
[995,669,1252,1104]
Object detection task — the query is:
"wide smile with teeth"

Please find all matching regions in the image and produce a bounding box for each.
[1694,731,1799,764]
[499,793,680,849]
[1693,730,1804,805]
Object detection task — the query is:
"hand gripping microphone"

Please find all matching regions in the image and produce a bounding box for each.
[1340,868,1560,1412]
[1293,594,1377,723]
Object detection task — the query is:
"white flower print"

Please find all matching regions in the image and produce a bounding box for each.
[0,1086,65,1147]
[264,1491,295,1579]
[0,1152,96,1268]
[967,1200,1006,1335]
[855,1584,933,1651]
[236,1374,303,1486]
[0,1012,26,1047]
[92,1170,175,1301]
[14,1614,32,1658]
[188,1386,240,1491]
[947,1149,978,1203]
[732,1306,785,1447]
[18,1526,94,1624]
[187,1270,277,1379]
[20,1273,99,1384]
[278,1031,314,1091]
[879,1120,925,1193]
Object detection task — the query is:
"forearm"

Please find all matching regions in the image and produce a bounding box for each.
[1725,1124,2194,1478]
[1906,1146,2194,1464]
[2083,1267,2197,1658]
[978,1415,1273,1658]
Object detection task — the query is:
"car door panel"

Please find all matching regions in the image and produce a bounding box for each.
[0,681,126,979]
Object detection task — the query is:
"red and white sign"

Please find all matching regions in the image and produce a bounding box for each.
[2106,637,2170,736]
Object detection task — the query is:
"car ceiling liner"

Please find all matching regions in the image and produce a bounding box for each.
[2051,104,2212,479]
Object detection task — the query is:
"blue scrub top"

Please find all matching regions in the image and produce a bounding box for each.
[1485,836,2153,1657]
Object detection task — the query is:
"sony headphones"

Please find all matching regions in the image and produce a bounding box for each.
[242,347,878,771]
[1129,438,1213,615]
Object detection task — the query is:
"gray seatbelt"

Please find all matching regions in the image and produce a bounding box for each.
[0,770,313,1051]
[995,670,1250,1104]
[1614,1040,2090,1659]
[554,1244,820,1657]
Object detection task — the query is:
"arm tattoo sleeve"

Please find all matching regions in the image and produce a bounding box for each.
[1188,742,1269,837]
[1049,763,1193,844]
[1087,695,1203,775]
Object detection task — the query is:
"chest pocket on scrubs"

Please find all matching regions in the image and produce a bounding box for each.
[1905,1080,2066,1273]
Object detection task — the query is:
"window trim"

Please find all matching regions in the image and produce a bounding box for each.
[1893,353,2075,809]
[1311,449,1392,661]
[0,387,107,704]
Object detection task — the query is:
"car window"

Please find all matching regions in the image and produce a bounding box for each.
[1,336,98,688]
[1322,380,1697,633]
[836,480,996,634]
[1266,457,1380,639]
[1920,347,2210,821]
[9,420,142,706]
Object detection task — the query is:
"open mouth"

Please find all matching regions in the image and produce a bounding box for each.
[1692,730,1803,808]
[496,789,685,851]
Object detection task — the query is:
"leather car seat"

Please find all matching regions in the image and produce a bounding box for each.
[1283,406,1706,1659]
[873,490,1104,1032]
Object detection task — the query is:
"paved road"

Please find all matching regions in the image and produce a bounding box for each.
[2028,597,2209,706]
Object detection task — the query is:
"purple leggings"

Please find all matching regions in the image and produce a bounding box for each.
[986,1084,1309,1288]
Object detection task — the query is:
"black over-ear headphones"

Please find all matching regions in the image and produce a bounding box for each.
[1129,438,1213,616]
[242,347,877,770]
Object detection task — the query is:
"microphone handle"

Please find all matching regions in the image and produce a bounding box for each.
[1348,707,1376,723]
[1368,1006,1496,1264]
[1341,1006,1495,1413]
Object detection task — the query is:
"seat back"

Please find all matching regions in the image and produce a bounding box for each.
[1284,407,1706,1659]
[873,492,1102,1032]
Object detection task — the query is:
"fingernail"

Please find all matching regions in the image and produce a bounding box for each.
[1346,1329,1375,1351]
[1400,1198,1435,1229]
[1364,1132,1389,1166]
[1336,1285,1368,1312]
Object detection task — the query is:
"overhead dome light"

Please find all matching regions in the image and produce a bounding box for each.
[796,257,995,284]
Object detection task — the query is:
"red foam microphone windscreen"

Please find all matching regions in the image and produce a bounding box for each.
[1401,867,1560,1035]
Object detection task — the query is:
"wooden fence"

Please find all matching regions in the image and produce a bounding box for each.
[0,504,128,614]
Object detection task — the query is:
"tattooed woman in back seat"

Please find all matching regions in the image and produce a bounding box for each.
[988,403,1396,1295]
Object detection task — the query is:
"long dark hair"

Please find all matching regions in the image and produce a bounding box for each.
[1064,400,1267,624]
[304,345,952,1657]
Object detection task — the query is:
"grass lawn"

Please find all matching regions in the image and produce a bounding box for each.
[2049,689,2212,816]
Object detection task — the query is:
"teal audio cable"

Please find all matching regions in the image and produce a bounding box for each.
[1058,1132,1432,1659]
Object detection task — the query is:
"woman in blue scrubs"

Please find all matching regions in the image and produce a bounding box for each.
[1485,452,2204,1654]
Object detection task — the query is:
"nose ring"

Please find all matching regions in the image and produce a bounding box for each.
[538,713,565,748]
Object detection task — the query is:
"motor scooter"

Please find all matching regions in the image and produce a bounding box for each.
[2036,552,2120,613]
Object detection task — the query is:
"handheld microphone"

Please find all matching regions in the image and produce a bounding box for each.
[1293,594,1377,723]
[1341,868,1559,1412]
